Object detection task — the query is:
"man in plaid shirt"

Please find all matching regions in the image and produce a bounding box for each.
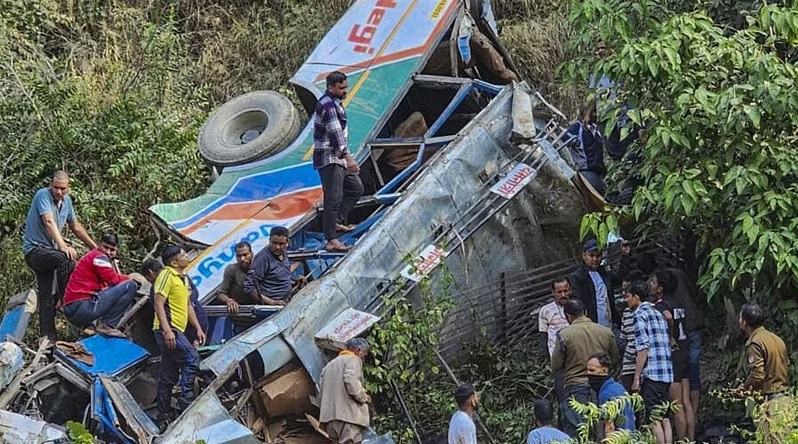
[313,71,364,252]
[624,280,673,444]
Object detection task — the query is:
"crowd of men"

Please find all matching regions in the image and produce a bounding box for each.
[20,171,309,429]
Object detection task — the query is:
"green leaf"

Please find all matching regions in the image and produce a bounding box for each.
[743,105,761,128]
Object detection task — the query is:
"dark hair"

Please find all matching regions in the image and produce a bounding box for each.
[589,351,612,370]
[101,232,119,247]
[235,241,252,252]
[652,269,676,295]
[140,258,164,276]
[634,253,657,275]
[326,71,347,88]
[454,383,476,408]
[533,399,554,425]
[579,100,596,120]
[346,337,369,353]
[270,226,289,238]
[551,276,571,291]
[623,270,646,283]
[161,245,183,266]
[564,299,586,317]
[626,280,649,301]
[740,303,766,329]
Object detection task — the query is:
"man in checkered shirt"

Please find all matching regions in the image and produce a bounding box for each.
[624,280,673,444]
[313,71,364,252]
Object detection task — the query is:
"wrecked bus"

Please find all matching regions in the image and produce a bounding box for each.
[0,0,589,442]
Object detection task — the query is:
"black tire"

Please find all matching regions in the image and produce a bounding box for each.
[198,90,302,167]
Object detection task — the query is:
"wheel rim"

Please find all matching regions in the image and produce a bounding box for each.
[221,110,269,147]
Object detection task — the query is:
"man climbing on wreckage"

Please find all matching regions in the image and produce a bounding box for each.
[152,245,206,429]
[62,232,141,337]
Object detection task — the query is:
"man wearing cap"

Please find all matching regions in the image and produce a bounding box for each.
[23,170,97,340]
[62,233,140,335]
[152,245,206,428]
[319,338,372,444]
[448,383,479,444]
[736,303,791,444]
[569,239,618,329]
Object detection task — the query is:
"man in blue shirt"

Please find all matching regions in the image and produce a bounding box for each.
[587,352,636,436]
[244,226,297,305]
[23,171,96,340]
[526,399,569,444]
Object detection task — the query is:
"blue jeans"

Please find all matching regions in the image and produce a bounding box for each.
[561,383,595,437]
[63,280,137,328]
[688,330,701,391]
[154,329,200,416]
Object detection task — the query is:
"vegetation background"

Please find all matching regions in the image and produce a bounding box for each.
[0,0,573,301]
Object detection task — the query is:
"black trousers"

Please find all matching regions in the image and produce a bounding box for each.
[24,247,75,339]
[318,164,363,241]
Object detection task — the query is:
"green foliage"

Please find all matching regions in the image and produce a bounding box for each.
[372,343,553,444]
[366,261,454,394]
[569,394,669,444]
[66,421,97,444]
[567,0,798,307]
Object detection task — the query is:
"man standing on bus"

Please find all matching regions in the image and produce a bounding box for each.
[313,71,364,253]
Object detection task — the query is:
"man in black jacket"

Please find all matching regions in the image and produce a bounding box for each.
[569,239,619,329]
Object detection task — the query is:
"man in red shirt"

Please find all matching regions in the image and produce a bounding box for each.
[63,233,139,331]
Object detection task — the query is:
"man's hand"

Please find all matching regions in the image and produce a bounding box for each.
[262,296,286,306]
[226,299,240,314]
[163,329,176,349]
[631,376,640,392]
[345,154,360,173]
[64,246,78,260]
[196,330,206,347]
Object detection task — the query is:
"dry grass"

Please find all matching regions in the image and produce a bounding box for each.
[499,8,584,117]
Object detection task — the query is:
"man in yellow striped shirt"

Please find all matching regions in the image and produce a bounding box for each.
[152,245,205,428]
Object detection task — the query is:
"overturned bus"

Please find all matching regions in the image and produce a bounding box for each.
[0,0,590,442]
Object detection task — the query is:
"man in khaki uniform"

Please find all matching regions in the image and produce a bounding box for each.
[552,299,619,437]
[319,338,371,444]
[737,303,792,444]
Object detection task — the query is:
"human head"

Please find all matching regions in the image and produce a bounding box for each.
[587,352,612,376]
[579,101,597,125]
[620,238,631,256]
[99,233,120,259]
[624,280,648,310]
[326,71,348,99]
[235,241,253,271]
[621,270,646,291]
[140,259,164,283]
[564,299,586,324]
[161,245,189,271]
[454,383,478,412]
[582,239,602,270]
[595,40,612,59]
[49,170,70,202]
[648,269,675,299]
[346,337,370,360]
[533,399,554,427]
[739,303,766,334]
[551,277,572,306]
[268,226,290,257]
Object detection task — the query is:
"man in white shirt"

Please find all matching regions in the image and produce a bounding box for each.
[448,383,478,444]
[539,277,571,403]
